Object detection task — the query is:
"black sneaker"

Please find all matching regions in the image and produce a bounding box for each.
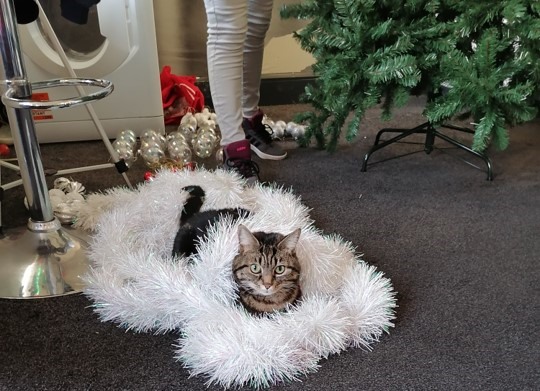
[242,110,287,160]
[222,139,260,185]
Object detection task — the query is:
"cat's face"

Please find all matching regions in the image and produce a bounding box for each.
[233,225,301,297]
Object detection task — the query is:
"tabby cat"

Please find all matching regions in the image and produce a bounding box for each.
[232,224,302,314]
[172,185,302,314]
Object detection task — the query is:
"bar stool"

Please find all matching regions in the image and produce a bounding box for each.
[0,0,113,298]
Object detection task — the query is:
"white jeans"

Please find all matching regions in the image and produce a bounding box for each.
[203,0,273,145]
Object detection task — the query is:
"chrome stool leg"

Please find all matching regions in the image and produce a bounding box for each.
[0,0,112,298]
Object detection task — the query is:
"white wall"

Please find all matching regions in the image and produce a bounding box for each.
[152,0,314,77]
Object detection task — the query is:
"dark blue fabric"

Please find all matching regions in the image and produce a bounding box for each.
[15,0,39,24]
[60,0,100,24]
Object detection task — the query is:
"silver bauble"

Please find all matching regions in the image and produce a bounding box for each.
[193,132,217,159]
[168,142,192,164]
[140,128,157,140]
[113,139,133,154]
[167,131,187,143]
[119,129,136,140]
[158,134,167,148]
[116,130,137,146]
[215,147,224,163]
[115,146,136,166]
[139,145,165,166]
[178,124,198,145]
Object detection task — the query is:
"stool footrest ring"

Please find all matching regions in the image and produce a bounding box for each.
[2,78,114,110]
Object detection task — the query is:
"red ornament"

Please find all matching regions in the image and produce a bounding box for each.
[185,161,196,171]
[0,143,10,157]
[143,171,154,181]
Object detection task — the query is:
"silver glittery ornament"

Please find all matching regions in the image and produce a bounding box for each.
[139,145,165,166]
[116,130,137,146]
[215,147,224,163]
[193,131,217,159]
[140,128,158,141]
[178,124,198,145]
[167,131,187,143]
[168,141,192,164]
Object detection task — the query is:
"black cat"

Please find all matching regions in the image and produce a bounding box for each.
[171,185,249,257]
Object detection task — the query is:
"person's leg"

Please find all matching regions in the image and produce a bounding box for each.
[241,0,287,160]
[204,0,247,146]
[204,0,259,183]
[241,0,273,118]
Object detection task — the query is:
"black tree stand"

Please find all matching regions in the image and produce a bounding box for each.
[361,121,494,181]
[0,0,113,298]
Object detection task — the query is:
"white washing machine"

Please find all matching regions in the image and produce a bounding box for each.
[0,0,164,144]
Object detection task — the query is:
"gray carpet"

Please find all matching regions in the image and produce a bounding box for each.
[1,98,539,390]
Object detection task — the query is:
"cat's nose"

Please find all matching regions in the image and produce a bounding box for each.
[263,282,272,289]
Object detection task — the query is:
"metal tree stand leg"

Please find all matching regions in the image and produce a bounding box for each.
[361,121,494,181]
[0,0,113,299]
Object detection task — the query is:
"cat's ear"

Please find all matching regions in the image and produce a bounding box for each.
[238,224,259,253]
[278,228,301,253]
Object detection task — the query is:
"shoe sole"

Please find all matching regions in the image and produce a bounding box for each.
[250,144,287,160]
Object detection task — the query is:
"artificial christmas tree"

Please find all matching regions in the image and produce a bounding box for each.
[281,0,539,156]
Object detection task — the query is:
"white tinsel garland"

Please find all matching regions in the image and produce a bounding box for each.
[77,168,396,388]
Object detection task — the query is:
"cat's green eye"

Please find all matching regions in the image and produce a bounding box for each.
[275,265,286,274]
[250,264,261,274]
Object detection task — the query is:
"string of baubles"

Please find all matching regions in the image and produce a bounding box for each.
[111,109,306,171]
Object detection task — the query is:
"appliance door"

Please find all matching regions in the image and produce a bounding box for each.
[18,0,132,78]
[1,0,165,144]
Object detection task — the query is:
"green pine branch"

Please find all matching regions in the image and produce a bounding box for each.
[281,0,540,152]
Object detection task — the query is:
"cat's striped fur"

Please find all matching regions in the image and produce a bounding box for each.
[172,185,302,314]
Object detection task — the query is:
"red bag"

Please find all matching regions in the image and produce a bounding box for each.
[160,65,205,125]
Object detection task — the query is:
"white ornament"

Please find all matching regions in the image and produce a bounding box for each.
[48,188,65,199]
[53,177,71,192]
[265,119,275,128]
[286,121,298,135]
[273,121,286,139]
[290,124,306,140]
[180,112,198,129]
[65,191,85,202]
[275,120,287,129]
